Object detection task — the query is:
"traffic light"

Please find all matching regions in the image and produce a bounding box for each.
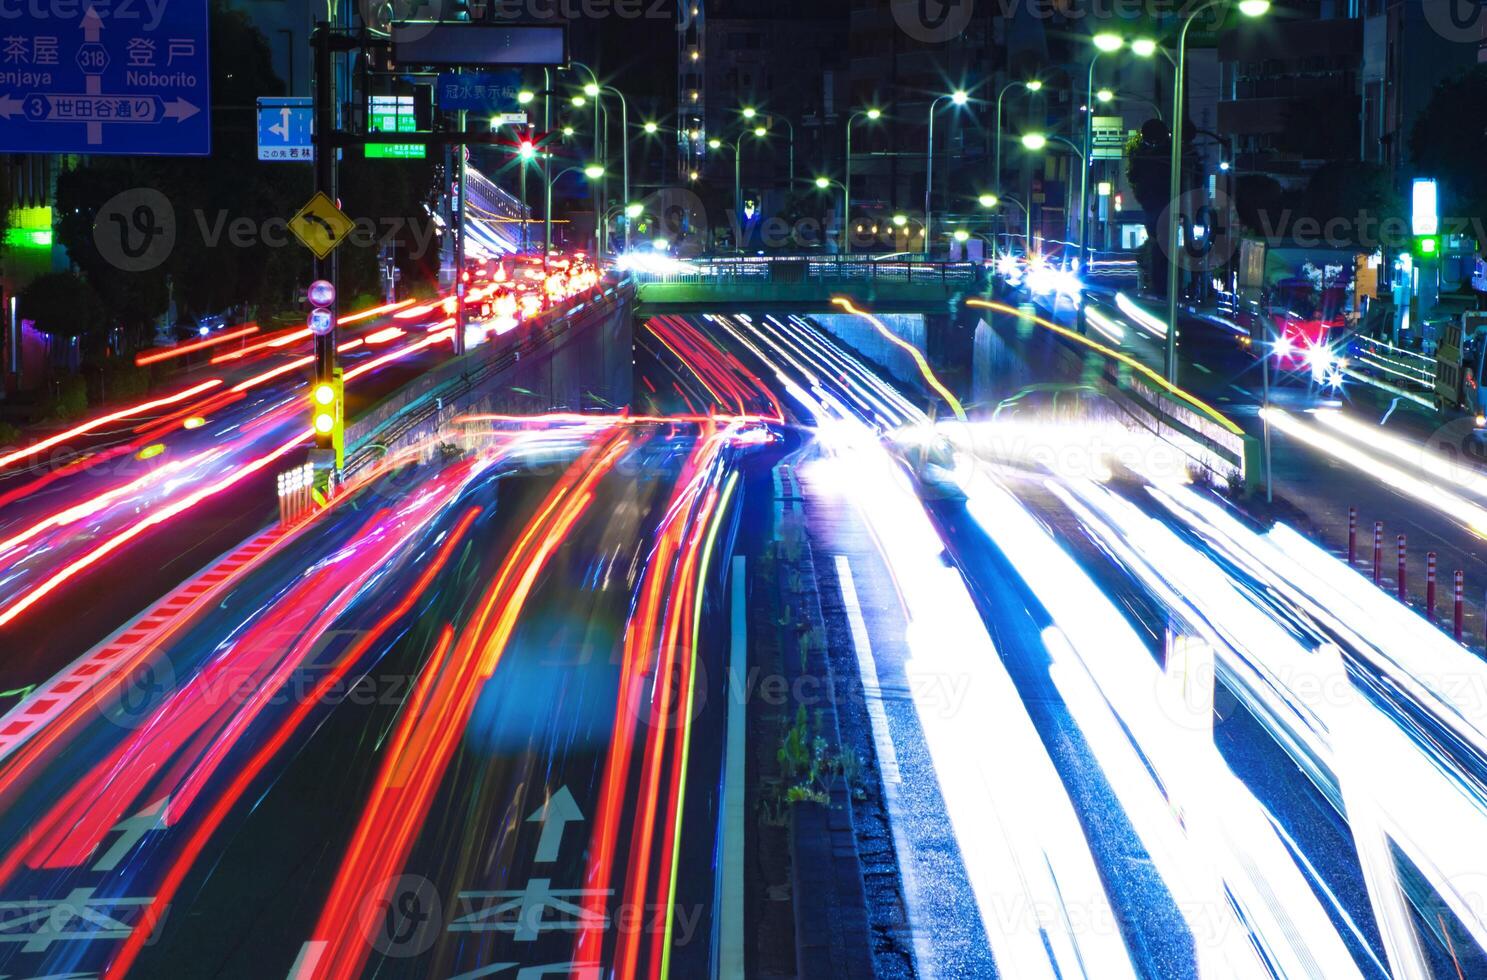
[1414,234,1441,259]
[311,369,344,468]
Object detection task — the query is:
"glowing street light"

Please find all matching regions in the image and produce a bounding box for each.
[1096,88,1114,103]
[1021,132,1048,150]
[815,176,830,189]
[517,90,534,105]
[1163,0,1270,382]
[978,193,998,208]
[1093,32,1124,52]
[952,229,970,243]
[643,120,658,134]
[1025,79,1043,93]
[753,125,767,137]
[583,82,600,97]
[562,125,575,137]
[1131,37,1158,58]
[571,95,586,108]
[583,164,604,179]
[625,201,643,218]
[845,106,885,254]
[892,213,908,227]
[927,90,973,250]
[742,106,757,119]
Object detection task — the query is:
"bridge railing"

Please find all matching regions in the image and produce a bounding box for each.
[629,255,980,286]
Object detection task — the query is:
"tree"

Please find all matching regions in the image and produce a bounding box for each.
[54,0,299,341]
[18,271,107,348]
[1410,66,1487,250]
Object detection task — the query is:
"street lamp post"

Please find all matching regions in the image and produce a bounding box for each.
[845,107,882,256]
[548,164,605,255]
[1165,0,1269,381]
[925,89,968,255]
[814,175,847,252]
[993,78,1041,204]
[708,138,742,247]
[743,106,795,187]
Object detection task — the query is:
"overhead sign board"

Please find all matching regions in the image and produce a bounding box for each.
[0,0,210,155]
[367,93,425,159]
[392,23,566,67]
[1091,115,1126,160]
[257,97,312,161]
[436,70,522,113]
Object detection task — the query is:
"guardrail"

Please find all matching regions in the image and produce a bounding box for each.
[630,256,979,285]
[1348,335,1437,393]
[341,279,635,477]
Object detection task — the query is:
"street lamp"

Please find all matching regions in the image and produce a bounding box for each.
[741,105,795,187]
[1096,88,1114,104]
[546,164,606,256]
[517,90,534,105]
[1164,0,1269,381]
[643,120,658,134]
[1078,35,1157,275]
[926,89,970,254]
[709,138,742,235]
[1020,132,1048,151]
[978,193,998,208]
[993,78,1043,232]
[813,175,847,251]
[583,81,600,97]
[845,106,883,256]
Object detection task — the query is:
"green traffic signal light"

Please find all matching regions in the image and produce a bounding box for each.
[1415,234,1440,258]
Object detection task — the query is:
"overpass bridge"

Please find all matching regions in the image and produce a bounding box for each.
[630,255,984,313]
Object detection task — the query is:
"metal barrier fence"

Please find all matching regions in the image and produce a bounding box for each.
[630,256,979,286]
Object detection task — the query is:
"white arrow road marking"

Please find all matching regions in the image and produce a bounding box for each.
[525,786,583,864]
[91,797,168,872]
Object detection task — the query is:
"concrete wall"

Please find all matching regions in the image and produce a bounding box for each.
[810,312,927,389]
[344,284,634,475]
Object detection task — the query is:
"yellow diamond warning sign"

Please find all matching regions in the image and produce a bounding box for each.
[289,192,354,259]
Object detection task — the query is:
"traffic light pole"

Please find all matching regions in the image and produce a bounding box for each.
[312,22,337,392]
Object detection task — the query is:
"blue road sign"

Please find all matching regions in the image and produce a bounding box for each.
[0,0,210,155]
[257,97,312,161]
[435,70,522,114]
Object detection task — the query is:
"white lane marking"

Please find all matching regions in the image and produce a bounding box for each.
[719,554,747,980]
[835,554,900,784]
[286,940,327,979]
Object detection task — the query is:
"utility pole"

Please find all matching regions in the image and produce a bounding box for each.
[311,22,338,456]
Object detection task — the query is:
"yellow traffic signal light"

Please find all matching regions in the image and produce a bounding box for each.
[310,371,344,467]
